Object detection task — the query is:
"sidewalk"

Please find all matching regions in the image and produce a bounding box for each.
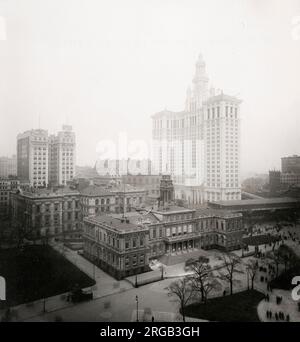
[257,288,300,322]
[1,243,134,322]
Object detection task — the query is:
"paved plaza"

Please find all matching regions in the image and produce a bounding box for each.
[2,222,300,322]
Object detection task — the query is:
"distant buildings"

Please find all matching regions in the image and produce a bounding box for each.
[96,159,152,177]
[49,125,76,186]
[17,129,49,187]
[269,170,281,194]
[17,125,76,187]
[0,178,19,217]
[281,155,300,174]
[80,183,146,217]
[0,155,17,178]
[269,155,300,193]
[121,174,161,198]
[152,55,241,205]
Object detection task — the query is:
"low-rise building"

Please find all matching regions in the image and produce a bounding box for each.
[83,214,150,279]
[82,204,243,279]
[0,178,20,217]
[121,174,161,198]
[80,184,146,217]
[11,187,82,239]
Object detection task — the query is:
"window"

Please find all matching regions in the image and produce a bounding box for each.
[152,229,156,239]
[132,255,137,266]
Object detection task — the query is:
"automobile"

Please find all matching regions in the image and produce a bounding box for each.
[77,250,84,256]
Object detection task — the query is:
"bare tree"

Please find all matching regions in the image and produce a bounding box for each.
[167,278,194,322]
[190,261,213,302]
[246,259,259,290]
[202,278,219,303]
[219,253,241,295]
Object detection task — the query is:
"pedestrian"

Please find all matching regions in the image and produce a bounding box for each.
[286,314,290,322]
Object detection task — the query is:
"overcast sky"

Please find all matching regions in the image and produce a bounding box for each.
[0,0,300,176]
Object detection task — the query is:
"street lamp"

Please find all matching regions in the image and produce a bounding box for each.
[135,295,139,322]
[246,268,249,290]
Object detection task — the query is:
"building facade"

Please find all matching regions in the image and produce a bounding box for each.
[121,174,161,198]
[203,94,242,202]
[0,155,17,178]
[95,159,152,177]
[281,155,300,174]
[0,178,19,217]
[151,55,241,204]
[17,126,76,188]
[80,184,147,217]
[17,129,49,187]
[11,188,82,239]
[280,172,300,186]
[82,205,243,279]
[49,125,76,186]
[83,215,150,279]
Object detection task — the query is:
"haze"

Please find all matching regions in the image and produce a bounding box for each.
[0,0,300,177]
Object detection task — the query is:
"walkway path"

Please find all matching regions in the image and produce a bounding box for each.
[257,289,300,322]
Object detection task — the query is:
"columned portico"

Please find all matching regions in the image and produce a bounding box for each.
[167,239,196,254]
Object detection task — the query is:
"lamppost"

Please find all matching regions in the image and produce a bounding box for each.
[246,268,250,290]
[160,265,164,280]
[135,295,139,322]
[92,242,96,280]
[43,297,46,313]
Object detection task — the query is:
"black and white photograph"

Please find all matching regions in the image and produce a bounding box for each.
[0,0,300,328]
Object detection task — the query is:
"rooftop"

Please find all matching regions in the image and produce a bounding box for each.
[203,93,242,105]
[195,208,242,218]
[79,185,113,196]
[151,204,195,215]
[151,109,188,119]
[16,187,80,198]
[210,197,300,207]
[80,184,146,196]
[85,214,147,233]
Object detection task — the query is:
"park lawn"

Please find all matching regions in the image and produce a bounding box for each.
[243,234,279,246]
[0,245,95,308]
[184,290,265,322]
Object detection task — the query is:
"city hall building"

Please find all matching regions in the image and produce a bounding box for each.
[83,176,243,279]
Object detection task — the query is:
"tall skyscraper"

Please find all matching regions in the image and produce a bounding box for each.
[49,125,76,186]
[17,125,76,187]
[203,94,242,202]
[17,129,49,187]
[152,55,242,204]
